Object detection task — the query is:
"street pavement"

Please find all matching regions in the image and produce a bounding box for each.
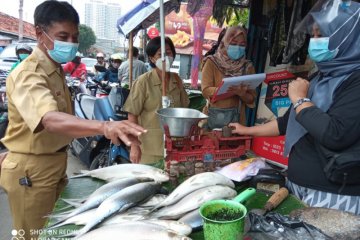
[0,150,87,240]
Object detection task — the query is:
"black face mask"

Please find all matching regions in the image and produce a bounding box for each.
[72,57,81,64]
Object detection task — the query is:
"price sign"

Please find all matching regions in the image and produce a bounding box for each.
[264,71,295,117]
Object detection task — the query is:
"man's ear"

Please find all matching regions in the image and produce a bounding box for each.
[35,26,43,43]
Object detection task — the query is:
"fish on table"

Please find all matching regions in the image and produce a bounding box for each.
[74,182,161,238]
[152,172,235,210]
[69,164,169,183]
[47,177,153,228]
[76,221,192,240]
[151,185,237,220]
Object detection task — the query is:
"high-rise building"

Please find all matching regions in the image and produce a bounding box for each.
[84,0,122,42]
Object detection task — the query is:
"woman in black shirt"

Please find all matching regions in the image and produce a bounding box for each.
[230,0,360,215]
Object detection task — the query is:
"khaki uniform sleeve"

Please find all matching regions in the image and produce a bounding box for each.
[8,71,58,132]
[201,60,219,100]
[123,77,146,116]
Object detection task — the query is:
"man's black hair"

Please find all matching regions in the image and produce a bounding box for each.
[128,47,139,58]
[34,0,79,30]
[138,54,145,62]
[146,36,176,68]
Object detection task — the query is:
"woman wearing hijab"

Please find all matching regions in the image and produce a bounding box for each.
[123,37,189,165]
[201,26,257,130]
[230,0,360,214]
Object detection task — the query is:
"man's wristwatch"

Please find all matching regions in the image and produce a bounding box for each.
[293,98,311,110]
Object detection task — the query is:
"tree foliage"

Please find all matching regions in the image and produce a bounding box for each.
[212,0,250,27]
[226,8,249,27]
[78,24,96,54]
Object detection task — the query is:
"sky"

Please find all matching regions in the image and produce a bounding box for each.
[2,0,129,24]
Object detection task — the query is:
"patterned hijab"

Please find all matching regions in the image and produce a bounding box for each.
[204,26,250,77]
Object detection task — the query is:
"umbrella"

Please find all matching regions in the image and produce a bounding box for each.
[117,0,180,37]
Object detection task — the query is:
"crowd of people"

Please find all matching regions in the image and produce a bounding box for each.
[0,0,359,239]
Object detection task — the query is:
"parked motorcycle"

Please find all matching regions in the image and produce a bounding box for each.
[0,78,7,150]
[70,88,130,169]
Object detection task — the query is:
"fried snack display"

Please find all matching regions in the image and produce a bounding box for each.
[170,30,192,48]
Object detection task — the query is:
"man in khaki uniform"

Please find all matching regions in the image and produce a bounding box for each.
[0,1,146,239]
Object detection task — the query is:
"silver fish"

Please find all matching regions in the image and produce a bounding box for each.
[178,209,203,232]
[75,182,161,237]
[153,172,235,210]
[76,221,192,240]
[47,177,152,228]
[143,220,192,236]
[152,185,237,219]
[46,208,151,229]
[70,164,169,182]
[139,194,168,208]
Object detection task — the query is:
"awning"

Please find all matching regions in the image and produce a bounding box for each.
[117,0,180,37]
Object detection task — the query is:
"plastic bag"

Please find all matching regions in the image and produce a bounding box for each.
[216,158,267,182]
[245,212,331,240]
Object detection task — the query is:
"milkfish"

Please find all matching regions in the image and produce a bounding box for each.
[151,185,237,220]
[74,182,161,237]
[76,221,192,240]
[103,218,192,236]
[138,194,168,208]
[46,208,149,229]
[178,209,203,232]
[47,177,153,228]
[69,164,169,182]
[152,172,235,210]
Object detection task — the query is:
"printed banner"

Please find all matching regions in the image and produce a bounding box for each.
[164,3,224,55]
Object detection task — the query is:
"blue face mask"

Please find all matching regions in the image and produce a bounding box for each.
[43,31,79,64]
[308,8,360,63]
[19,54,29,61]
[227,45,245,60]
[308,37,338,63]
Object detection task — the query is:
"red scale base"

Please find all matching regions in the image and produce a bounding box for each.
[163,125,252,170]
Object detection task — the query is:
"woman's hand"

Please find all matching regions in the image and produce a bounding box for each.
[288,77,310,104]
[227,84,249,97]
[130,145,142,164]
[103,120,146,146]
[229,123,249,135]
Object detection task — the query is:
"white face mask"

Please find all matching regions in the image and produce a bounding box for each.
[155,56,173,72]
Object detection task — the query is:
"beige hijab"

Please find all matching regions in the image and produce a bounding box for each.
[204,26,250,77]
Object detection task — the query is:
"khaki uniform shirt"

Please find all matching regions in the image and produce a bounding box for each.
[201,59,257,125]
[1,47,73,154]
[123,69,190,163]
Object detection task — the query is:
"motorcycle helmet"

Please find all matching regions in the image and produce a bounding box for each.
[96,52,105,59]
[15,43,33,59]
[110,53,122,69]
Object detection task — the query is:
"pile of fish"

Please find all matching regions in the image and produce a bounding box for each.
[46,164,237,239]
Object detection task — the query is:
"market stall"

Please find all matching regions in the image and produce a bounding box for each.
[40,0,360,239]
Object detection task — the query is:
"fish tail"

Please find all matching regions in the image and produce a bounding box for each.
[69,170,90,179]
[60,198,84,207]
[44,220,68,230]
[51,203,74,212]
[46,209,73,219]
[45,218,67,229]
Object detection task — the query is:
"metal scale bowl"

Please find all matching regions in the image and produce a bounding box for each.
[156,108,252,171]
[156,108,208,137]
